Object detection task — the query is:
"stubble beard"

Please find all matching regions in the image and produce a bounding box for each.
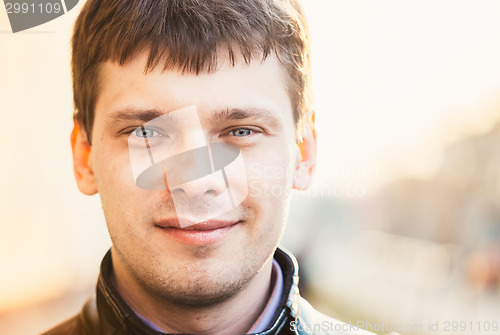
[118,244,266,308]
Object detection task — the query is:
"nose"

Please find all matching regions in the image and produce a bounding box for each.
[166,144,227,201]
[170,168,227,202]
[168,145,236,227]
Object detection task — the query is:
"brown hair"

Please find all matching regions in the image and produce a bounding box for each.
[72,0,312,144]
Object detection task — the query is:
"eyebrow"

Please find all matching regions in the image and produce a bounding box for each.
[210,107,281,126]
[108,108,168,123]
[108,106,281,126]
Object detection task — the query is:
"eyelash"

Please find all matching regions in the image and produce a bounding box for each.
[120,126,262,140]
[119,127,161,137]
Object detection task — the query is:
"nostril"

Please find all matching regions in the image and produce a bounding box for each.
[204,189,219,196]
[170,171,227,200]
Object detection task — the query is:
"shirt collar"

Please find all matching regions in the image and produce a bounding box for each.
[131,259,284,334]
[247,259,284,333]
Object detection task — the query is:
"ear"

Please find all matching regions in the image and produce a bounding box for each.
[293,114,317,190]
[71,122,98,195]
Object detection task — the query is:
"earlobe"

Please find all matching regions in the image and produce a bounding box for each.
[293,115,317,190]
[71,122,98,195]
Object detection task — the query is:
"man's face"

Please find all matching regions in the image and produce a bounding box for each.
[74,51,313,305]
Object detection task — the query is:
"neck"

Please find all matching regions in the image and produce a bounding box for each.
[113,256,274,335]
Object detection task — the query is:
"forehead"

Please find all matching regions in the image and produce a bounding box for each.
[94,51,293,124]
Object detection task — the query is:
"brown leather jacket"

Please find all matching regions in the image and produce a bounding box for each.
[42,248,374,335]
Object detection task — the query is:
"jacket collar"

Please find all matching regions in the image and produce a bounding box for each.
[96,247,300,334]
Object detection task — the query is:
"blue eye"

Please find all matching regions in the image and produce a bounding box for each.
[230,128,252,137]
[134,127,158,138]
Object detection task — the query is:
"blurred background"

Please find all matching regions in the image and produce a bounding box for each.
[1,0,500,334]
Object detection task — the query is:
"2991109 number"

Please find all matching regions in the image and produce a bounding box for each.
[443,321,498,332]
[5,2,62,14]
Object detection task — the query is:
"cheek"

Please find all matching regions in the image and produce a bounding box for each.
[242,153,295,240]
[93,141,137,194]
[92,143,152,235]
[244,146,296,201]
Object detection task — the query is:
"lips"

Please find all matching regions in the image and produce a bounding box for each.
[155,218,240,230]
[154,218,242,245]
